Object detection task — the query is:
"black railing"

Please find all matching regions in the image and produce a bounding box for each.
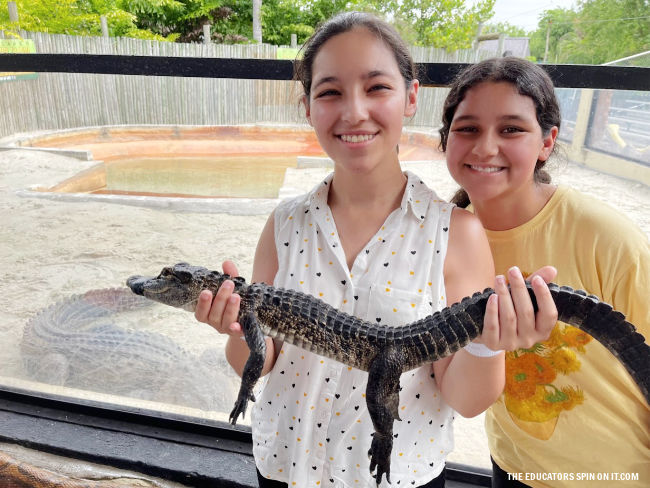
[1,53,649,90]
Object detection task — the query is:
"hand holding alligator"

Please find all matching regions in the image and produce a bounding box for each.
[195,260,242,337]
[480,265,558,352]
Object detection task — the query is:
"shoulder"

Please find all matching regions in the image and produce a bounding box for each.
[275,174,333,219]
[275,193,308,219]
[557,186,647,246]
[449,206,485,238]
[446,209,493,268]
[447,208,491,266]
[444,207,494,302]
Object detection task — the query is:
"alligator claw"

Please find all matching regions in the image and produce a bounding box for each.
[368,433,392,485]
[229,390,256,424]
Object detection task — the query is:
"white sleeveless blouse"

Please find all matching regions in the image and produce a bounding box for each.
[252,171,455,487]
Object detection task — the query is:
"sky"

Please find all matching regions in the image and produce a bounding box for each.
[481,0,578,32]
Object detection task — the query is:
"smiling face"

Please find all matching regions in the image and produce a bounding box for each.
[445,81,557,210]
[303,27,418,175]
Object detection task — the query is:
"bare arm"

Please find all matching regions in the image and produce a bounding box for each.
[433,209,558,417]
[195,211,279,378]
[434,208,504,417]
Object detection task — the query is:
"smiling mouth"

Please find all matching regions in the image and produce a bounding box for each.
[339,133,376,143]
[467,165,504,173]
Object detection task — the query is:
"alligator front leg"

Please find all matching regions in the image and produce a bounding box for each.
[229,311,267,424]
[367,347,404,485]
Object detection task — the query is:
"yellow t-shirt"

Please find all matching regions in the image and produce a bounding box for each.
[484,186,650,487]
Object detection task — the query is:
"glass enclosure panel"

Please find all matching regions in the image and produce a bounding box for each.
[586,89,650,166]
[1,66,648,474]
[556,88,581,144]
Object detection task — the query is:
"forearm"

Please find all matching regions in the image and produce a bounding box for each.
[438,350,505,417]
[225,335,277,378]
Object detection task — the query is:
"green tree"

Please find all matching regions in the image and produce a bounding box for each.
[529,0,649,64]
[482,22,528,38]
[385,0,496,49]
[261,0,358,46]
[173,0,254,43]
[528,8,577,62]
[563,0,649,64]
[0,0,175,39]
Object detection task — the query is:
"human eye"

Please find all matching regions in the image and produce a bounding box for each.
[368,83,391,93]
[502,126,525,134]
[315,88,340,98]
[451,125,477,133]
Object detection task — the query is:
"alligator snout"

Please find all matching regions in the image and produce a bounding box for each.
[126,276,147,295]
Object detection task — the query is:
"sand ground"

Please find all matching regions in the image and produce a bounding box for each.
[0,146,648,470]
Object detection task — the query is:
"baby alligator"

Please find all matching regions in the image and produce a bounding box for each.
[127,263,650,484]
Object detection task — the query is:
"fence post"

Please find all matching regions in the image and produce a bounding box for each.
[8,2,19,23]
[100,16,109,38]
[203,24,211,45]
[568,89,594,162]
[497,33,506,56]
[290,34,297,48]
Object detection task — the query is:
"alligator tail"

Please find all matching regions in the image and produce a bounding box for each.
[431,282,650,404]
[545,284,650,404]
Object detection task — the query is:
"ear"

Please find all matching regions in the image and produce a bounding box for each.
[538,126,558,161]
[404,79,419,118]
[303,95,312,126]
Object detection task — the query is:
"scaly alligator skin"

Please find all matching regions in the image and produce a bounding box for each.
[127,263,650,484]
[21,288,238,411]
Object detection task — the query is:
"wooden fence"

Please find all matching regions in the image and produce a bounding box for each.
[0,31,497,139]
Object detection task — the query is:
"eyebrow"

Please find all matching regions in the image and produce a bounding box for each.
[452,114,530,123]
[312,70,389,90]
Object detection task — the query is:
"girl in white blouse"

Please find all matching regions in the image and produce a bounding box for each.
[195,12,558,488]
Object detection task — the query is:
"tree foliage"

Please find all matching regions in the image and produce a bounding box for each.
[385,0,496,49]
[3,0,647,60]
[528,0,649,64]
[1,0,499,49]
[482,22,527,38]
[0,0,173,39]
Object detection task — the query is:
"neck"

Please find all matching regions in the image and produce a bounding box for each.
[328,161,406,210]
[472,183,556,231]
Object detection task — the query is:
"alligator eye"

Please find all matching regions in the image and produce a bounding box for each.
[159,266,174,278]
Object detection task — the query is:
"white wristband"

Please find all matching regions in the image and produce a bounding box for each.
[463,342,503,357]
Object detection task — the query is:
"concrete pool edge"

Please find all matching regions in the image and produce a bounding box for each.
[16,188,281,215]
[9,124,444,215]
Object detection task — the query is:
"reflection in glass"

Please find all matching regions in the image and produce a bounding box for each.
[556,88,581,144]
[587,89,650,166]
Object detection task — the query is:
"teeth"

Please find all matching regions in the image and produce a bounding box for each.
[340,134,374,143]
[470,165,502,173]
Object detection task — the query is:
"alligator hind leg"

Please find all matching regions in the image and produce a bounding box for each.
[229,312,266,424]
[367,347,404,485]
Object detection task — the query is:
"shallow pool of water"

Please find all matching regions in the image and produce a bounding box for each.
[101,155,296,198]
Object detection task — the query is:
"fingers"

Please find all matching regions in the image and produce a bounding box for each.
[530,274,558,342]
[222,259,240,278]
[195,289,214,323]
[493,273,517,350]
[528,265,557,284]
[194,280,242,337]
[480,293,501,350]
[479,266,558,352]
[508,266,536,342]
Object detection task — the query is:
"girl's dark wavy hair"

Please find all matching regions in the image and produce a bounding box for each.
[439,57,562,208]
[294,11,417,100]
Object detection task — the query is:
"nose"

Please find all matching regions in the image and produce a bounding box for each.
[472,130,499,160]
[341,91,369,124]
